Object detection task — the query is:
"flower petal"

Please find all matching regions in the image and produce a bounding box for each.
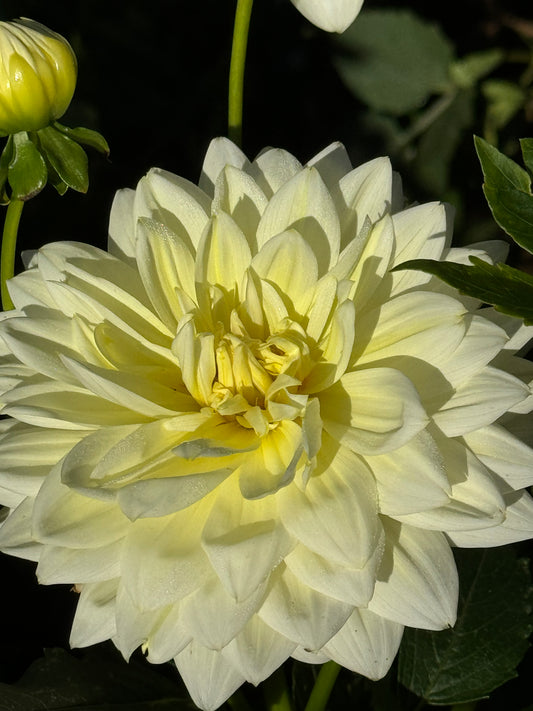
[368,519,458,630]
[70,579,118,648]
[433,366,530,436]
[257,167,341,272]
[252,229,318,316]
[279,438,380,569]
[223,615,296,686]
[202,476,293,601]
[174,641,246,711]
[463,424,533,489]
[325,608,403,679]
[258,564,353,650]
[366,430,450,516]
[199,137,251,196]
[321,367,428,455]
[290,0,364,33]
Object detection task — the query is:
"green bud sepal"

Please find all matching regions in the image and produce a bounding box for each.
[0,122,109,203]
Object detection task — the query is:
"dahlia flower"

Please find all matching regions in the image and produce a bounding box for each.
[1,139,533,710]
[0,18,77,135]
[290,0,364,33]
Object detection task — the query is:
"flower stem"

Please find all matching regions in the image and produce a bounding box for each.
[1,198,24,310]
[304,662,341,711]
[263,667,293,711]
[228,0,254,147]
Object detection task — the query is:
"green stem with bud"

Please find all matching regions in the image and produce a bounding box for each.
[1,198,24,310]
[228,0,254,147]
[304,662,341,711]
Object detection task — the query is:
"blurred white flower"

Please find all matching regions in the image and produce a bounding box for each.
[290,0,364,32]
[1,138,533,711]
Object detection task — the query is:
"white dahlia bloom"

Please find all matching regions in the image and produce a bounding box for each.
[290,0,364,33]
[1,139,533,710]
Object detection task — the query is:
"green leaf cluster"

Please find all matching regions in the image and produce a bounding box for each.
[0,122,109,203]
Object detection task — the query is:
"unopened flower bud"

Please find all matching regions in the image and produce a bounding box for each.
[0,18,77,135]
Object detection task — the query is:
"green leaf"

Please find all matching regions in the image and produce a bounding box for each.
[392,256,533,324]
[334,9,454,115]
[450,48,504,89]
[475,135,533,252]
[53,121,110,156]
[0,646,195,711]
[520,138,533,176]
[7,131,48,201]
[475,135,531,192]
[398,547,533,705]
[37,125,89,193]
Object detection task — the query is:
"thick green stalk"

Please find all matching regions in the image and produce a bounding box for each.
[228,0,254,147]
[304,662,341,711]
[1,198,24,310]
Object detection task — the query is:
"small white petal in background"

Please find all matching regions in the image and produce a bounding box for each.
[290,0,365,33]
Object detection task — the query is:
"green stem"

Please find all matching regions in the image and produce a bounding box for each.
[1,198,24,310]
[228,0,254,147]
[263,667,293,711]
[304,662,341,711]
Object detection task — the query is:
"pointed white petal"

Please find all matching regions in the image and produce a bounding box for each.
[195,212,252,294]
[338,156,392,246]
[135,218,196,330]
[144,602,192,663]
[199,137,251,196]
[433,367,530,436]
[391,202,451,294]
[252,229,318,316]
[395,436,505,531]
[37,539,121,584]
[181,575,263,650]
[285,541,381,606]
[121,506,210,610]
[325,608,403,679]
[175,641,246,711]
[257,167,341,272]
[279,439,380,569]
[202,476,293,601]
[368,520,458,630]
[321,367,428,455]
[258,565,353,650]
[249,147,302,197]
[114,583,166,660]
[446,490,533,546]
[136,167,211,249]
[367,430,450,516]
[108,188,136,264]
[32,464,129,547]
[70,579,118,647]
[0,496,42,561]
[223,615,296,685]
[463,424,533,489]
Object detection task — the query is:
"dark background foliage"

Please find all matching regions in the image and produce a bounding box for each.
[0,0,532,709]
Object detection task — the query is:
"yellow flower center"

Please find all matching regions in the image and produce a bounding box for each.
[175,310,319,438]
